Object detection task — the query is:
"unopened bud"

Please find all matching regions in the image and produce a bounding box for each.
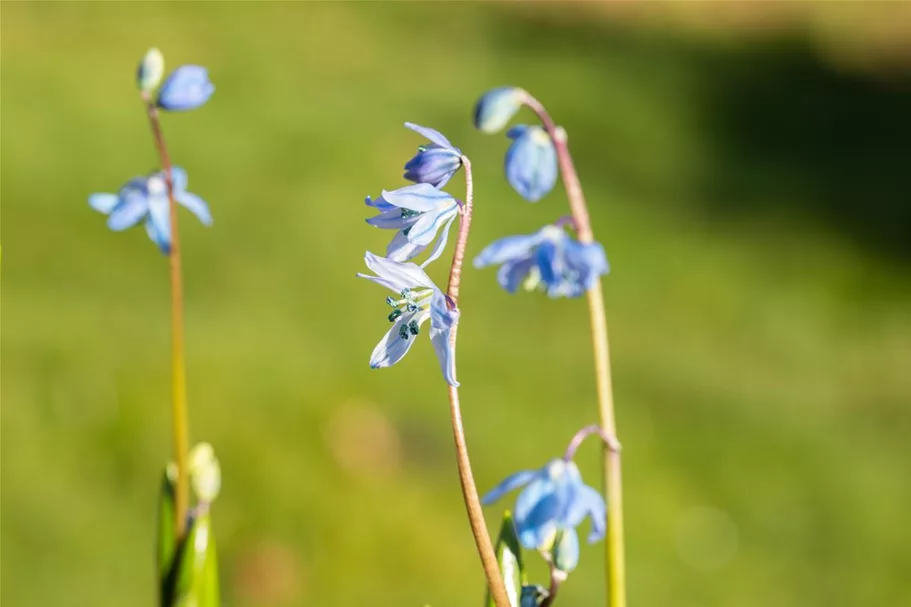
[137,48,165,92]
[188,442,221,504]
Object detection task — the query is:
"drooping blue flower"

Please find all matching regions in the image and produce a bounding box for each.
[482,458,606,558]
[403,122,463,189]
[89,167,212,254]
[157,66,214,111]
[473,86,527,134]
[505,125,558,202]
[365,183,460,267]
[357,252,460,387]
[473,225,608,298]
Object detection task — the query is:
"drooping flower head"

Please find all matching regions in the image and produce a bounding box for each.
[482,457,606,569]
[474,86,527,134]
[89,167,212,254]
[357,252,460,386]
[365,183,460,267]
[157,65,214,112]
[473,224,608,298]
[505,125,558,202]
[403,122,463,189]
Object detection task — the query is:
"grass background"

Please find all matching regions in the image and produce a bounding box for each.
[2,2,909,606]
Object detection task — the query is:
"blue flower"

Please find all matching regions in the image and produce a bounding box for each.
[505,125,557,202]
[89,167,212,254]
[474,86,527,134]
[365,183,460,267]
[482,458,606,558]
[473,225,608,298]
[403,122,463,189]
[157,66,214,111]
[357,252,460,387]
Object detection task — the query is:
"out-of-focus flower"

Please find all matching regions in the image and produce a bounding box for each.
[504,125,557,202]
[137,48,165,92]
[473,225,608,298]
[365,183,459,267]
[89,167,212,254]
[188,442,221,504]
[403,122,463,189]
[474,86,527,134]
[357,252,460,386]
[521,585,550,607]
[482,458,606,555]
[157,66,214,111]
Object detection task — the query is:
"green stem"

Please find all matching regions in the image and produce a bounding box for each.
[522,93,627,607]
[143,93,190,540]
[446,157,511,607]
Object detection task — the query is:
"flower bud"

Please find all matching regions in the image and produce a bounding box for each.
[504,125,557,202]
[473,86,526,133]
[188,442,221,504]
[137,48,165,92]
[157,65,214,112]
[551,528,580,574]
[520,585,549,607]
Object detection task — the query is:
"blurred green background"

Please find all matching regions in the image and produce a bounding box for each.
[2,2,910,606]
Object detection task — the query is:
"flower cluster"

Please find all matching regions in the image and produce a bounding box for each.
[359,124,465,386]
[472,87,609,297]
[90,49,214,253]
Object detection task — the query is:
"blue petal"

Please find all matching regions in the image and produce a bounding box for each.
[407,202,458,247]
[428,289,459,386]
[564,484,607,543]
[169,166,188,193]
[405,122,455,150]
[381,183,454,213]
[366,208,416,230]
[505,126,558,202]
[385,230,426,263]
[534,239,560,287]
[175,191,212,225]
[515,475,557,528]
[481,469,537,506]
[517,495,561,550]
[148,195,171,250]
[365,194,395,212]
[566,240,610,289]
[358,251,436,293]
[496,257,536,293]
[369,310,429,369]
[473,233,542,268]
[144,217,170,254]
[89,193,120,214]
[157,65,214,112]
[420,213,457,268]
[106,195,149,230]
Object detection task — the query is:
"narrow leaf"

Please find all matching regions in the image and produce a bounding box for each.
[173,511,220,607]
[486,511,526,607]
[157,468,178,607]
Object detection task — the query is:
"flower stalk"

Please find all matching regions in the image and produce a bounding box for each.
[142,91,191,540]
[445,156,512,607]
[523,93,627,607]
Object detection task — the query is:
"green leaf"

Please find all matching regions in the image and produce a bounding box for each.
[157,468,178,607]
[173,511,220,607]
[486,511,526,607]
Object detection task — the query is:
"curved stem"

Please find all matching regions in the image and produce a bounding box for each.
[143,93,190,540]
[523,93,627,607]
[445,157,511,607]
